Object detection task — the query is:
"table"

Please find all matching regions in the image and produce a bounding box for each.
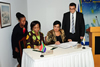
[21,45,94,67]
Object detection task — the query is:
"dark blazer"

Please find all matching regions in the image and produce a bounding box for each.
[62,11,85,43]
[11,21,28,58]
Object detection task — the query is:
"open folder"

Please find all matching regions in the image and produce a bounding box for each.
[55,41,78,49]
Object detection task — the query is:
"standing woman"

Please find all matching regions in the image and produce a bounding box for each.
[11,12,28,67]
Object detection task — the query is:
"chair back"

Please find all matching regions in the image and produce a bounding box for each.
[19,37,26,57]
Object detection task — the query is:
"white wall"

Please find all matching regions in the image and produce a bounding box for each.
[0,0,79,67]
[0,0,28,67]
[27,0,79,36]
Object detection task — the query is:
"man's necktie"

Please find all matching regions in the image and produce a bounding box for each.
[72,13,75,34]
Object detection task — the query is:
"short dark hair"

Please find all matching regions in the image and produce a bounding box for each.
[69,2,76,8]
[53,20,61,27]
[30,21,41,30]
[16,12,25,20]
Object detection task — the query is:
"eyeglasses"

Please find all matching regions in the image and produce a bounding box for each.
[69,8,75,10]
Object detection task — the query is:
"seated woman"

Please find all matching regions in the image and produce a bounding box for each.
[26,21,44,49]
[46,20,66,45]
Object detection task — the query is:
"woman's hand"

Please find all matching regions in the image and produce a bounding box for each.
[68,39,72,42]
[34,45,39,49]
[15,47,19,53]
[55,41,60,45]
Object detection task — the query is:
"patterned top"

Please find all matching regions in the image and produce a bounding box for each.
[46,29,66,45]
[26,30,44,48]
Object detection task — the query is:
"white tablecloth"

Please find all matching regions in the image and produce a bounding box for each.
[21,45,94,67]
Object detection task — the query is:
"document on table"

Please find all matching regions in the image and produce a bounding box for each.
[55,42,78,49]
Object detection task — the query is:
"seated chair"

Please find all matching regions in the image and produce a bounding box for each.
[19,37,26,58]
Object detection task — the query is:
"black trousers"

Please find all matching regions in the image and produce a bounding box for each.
[69,33,81,43]
[17,57,21,67]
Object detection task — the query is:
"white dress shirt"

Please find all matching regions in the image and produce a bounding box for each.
[70,11,76,33]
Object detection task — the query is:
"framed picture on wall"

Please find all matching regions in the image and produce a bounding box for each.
[0,2,11,28]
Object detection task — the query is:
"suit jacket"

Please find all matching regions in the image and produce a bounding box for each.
[62,11,85,43]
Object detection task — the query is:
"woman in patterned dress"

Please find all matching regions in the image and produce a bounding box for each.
[26,21,44,49]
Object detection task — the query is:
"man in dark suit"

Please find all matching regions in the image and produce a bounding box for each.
[62,3,85,43]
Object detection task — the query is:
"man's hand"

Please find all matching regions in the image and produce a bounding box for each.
[80,36,84,40]
[68,39,72,42]
[55,41,60,45]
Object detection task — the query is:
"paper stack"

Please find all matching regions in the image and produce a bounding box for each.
[55,41,78,49]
